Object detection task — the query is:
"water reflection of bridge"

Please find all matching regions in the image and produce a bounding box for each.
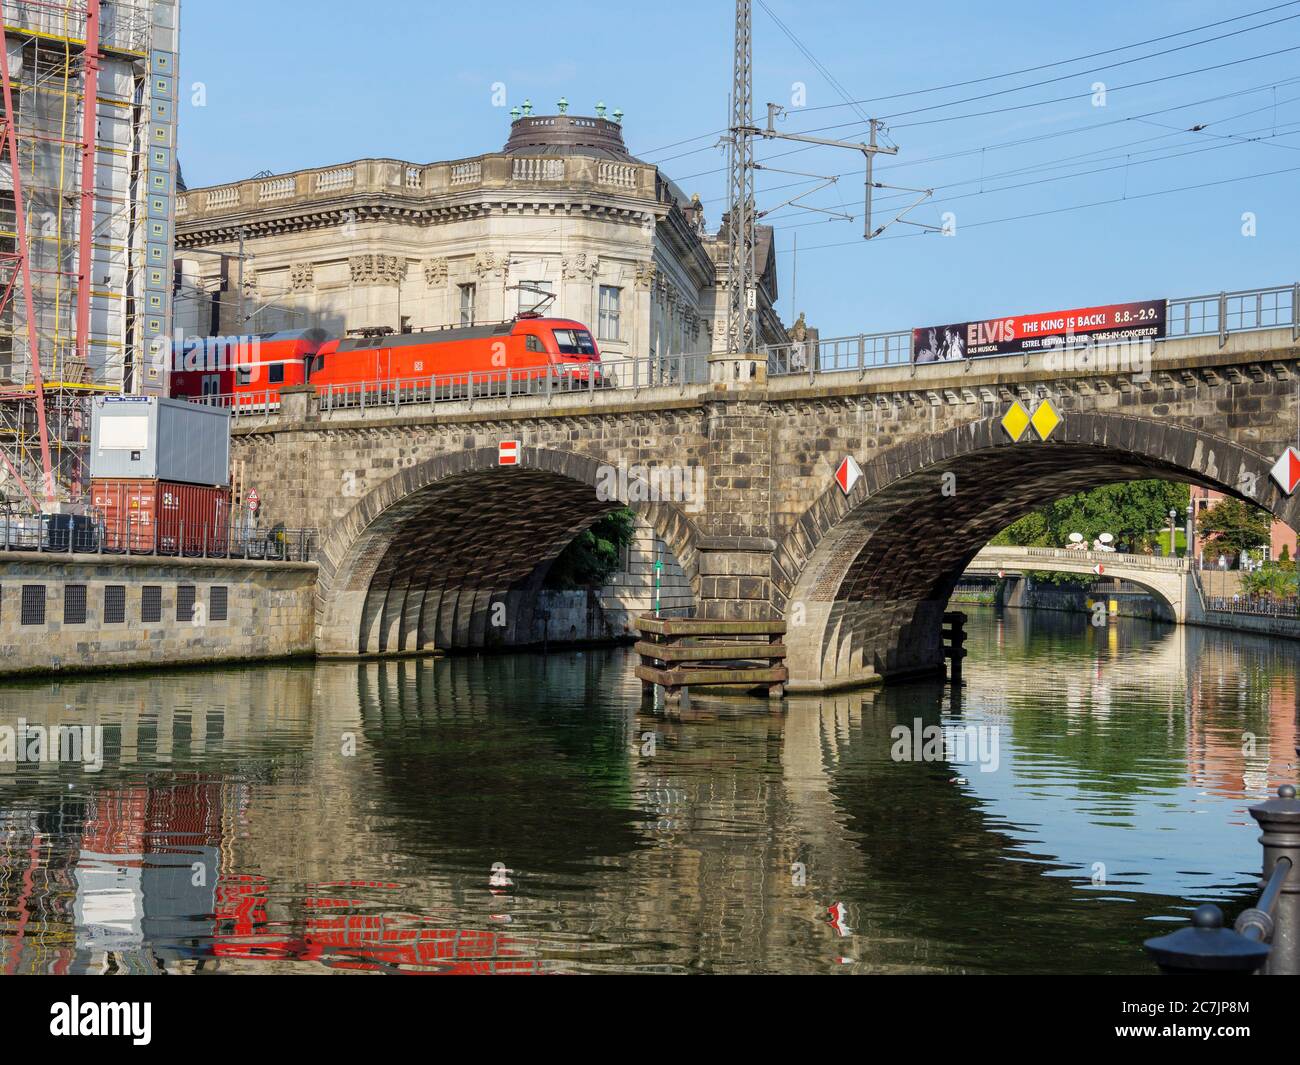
[0,632,1294,974]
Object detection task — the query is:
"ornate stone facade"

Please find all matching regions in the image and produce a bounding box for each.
[290,262,314,292]
[349,254,405,286]
[423,257,448,286]
[174,114,786,366]
[561,252,599,280]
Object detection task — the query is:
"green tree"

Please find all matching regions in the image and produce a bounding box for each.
[990,480,1189,552]
[544,507,636,589]
[1197,497,1272,556]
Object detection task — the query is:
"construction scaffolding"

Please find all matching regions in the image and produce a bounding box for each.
[0,0,179,512]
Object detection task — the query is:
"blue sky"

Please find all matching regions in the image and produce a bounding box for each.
[180,0,1300,338]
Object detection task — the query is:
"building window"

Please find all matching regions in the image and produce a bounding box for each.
[20,585,44,626]
[598,285,621,341]
[268,363,285,384]
[517,280,553,315]
[104,585,126,624]
[459,283,476,326]
[142,585,162,623]
[210,586,228,622]
[177,584,196,622]
[64,584,87,625]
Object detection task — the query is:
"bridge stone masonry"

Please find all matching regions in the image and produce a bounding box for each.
[228,313,1300,693]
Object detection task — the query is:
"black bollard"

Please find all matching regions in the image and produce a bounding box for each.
[1144,904,1270,974]
[1247,784,1300,975]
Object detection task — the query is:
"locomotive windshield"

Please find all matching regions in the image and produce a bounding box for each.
[552,328,596,356]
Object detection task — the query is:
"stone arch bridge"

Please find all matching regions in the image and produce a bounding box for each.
[229,322,1300,692]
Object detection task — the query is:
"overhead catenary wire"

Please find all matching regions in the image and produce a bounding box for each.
[637,1,1300,164]
[695,75,1300,208]
[758,109,1300,225]
[769,163,1300,254]
[673,43,1300,186]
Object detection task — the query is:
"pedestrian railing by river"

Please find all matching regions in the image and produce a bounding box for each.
[0,515,318,563]
[1145,783,1300,975]
[1206,595,1300,619]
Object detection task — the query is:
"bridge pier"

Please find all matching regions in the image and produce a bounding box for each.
[783,598,948,692]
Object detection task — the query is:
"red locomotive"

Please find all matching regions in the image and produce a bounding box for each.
[169,315,603,408]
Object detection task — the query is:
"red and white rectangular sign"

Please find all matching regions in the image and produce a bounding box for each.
[498,440,520,466]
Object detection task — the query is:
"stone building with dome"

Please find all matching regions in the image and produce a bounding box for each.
[173,106,788,373]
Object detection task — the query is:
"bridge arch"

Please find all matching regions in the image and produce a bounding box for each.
[777,412,1300,691]
[314,446,702,656]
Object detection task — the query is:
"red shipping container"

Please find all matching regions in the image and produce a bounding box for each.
[91,479,232,553]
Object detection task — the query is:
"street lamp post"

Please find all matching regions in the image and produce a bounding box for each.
[1219,553,1228,604]
[1169,509,1177,558]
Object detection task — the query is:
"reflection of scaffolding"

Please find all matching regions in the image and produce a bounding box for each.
[0,1,178,510]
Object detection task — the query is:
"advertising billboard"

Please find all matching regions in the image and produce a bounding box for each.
[912,299,1166,362]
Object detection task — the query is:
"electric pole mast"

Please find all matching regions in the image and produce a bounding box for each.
[726,0,756,356]
[724,0,937,363]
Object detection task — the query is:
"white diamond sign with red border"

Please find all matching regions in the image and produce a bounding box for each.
[835,456,862,496]
[1270,447,1300,495]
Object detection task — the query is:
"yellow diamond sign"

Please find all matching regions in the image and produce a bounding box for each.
[1001,401,1030,442]
[1030,399,1061,441]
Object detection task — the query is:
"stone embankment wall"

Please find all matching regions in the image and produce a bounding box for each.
[0,552,316,675]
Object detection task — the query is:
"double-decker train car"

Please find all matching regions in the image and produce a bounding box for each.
[169,328,328,405]
[168,315,603,409]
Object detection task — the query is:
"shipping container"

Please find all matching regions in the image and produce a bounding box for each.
[91,479,232,554]
[89,396,231,487]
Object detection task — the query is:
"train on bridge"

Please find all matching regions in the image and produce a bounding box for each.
[168,314,603,406]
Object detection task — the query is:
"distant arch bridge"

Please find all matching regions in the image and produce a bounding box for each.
[965,545,1193,621]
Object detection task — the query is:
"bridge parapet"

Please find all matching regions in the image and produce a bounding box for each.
[971,545,1188,573]
[210,324,1300,435]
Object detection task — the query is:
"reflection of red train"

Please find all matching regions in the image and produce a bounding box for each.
[214,877,542,974]
[169,316,603,407]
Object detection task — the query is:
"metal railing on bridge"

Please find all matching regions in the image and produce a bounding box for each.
[765,281,1300,377]
[191,280,1299,418]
